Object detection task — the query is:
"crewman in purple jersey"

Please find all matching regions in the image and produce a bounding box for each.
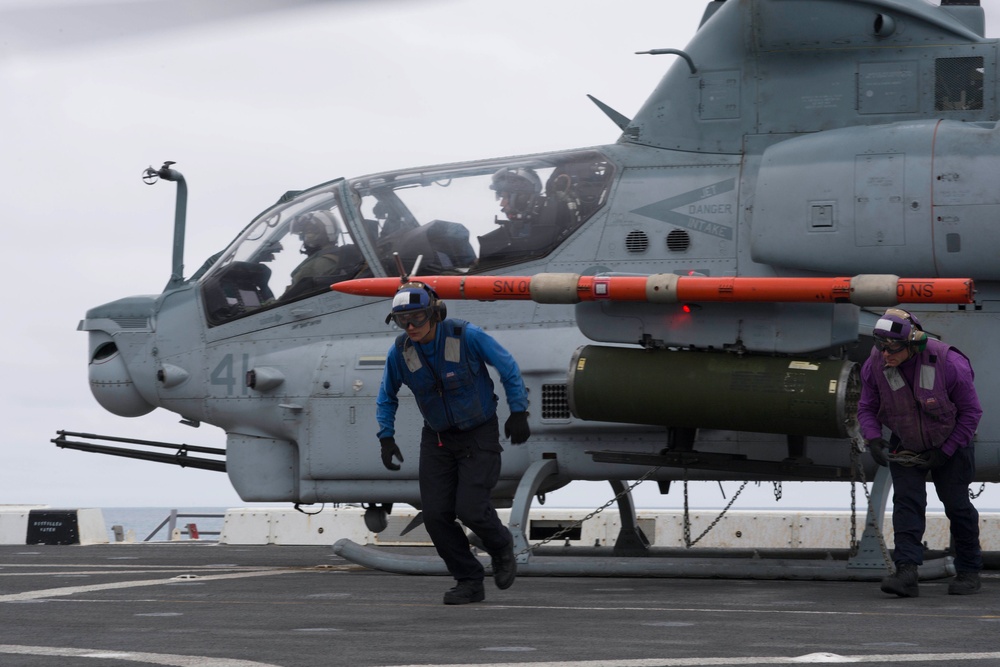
[858,308,983,597]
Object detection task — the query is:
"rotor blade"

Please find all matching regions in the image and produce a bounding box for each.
[0,0,345,57]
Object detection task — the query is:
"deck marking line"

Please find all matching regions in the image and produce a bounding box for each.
[374,651,1000,667]
[0,644,284,666]
[0,569,292,602]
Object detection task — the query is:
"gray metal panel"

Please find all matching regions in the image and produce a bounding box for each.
[575,301,860,355]
[931,120,1000,278]
[858,61,920,114]
[854,153,906,247]
[601,164,740,269]
[700,70,742,120]
[755,50,856,133]
[751,122,944,276]
[625,0,749,153]
[625,0,997,154]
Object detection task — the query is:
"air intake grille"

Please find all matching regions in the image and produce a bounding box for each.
[111,317,151,329]
[935,56,984,110]
[541,384,570,420]
[625,230,649,254]
[667,229,691,252]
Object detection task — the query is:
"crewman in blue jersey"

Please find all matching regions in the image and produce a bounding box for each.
[376,282,530,605]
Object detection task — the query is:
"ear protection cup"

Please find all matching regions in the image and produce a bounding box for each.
[424,285,446,322]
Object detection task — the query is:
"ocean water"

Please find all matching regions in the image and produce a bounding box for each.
[99,507,229,543]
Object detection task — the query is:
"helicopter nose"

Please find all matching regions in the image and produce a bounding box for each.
[87,337,155,417]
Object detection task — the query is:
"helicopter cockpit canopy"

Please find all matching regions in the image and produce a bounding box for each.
[199,150,613,326]
[350,150,613,276]
[200,183,363,325]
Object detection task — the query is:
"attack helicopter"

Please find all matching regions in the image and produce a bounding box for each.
[59,0,1000,577]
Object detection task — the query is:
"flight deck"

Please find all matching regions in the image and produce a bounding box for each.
[1,542,998,667]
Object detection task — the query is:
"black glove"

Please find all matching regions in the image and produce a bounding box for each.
[504,412,530,445]
[867,438,889,467]
[918,448,949,470]
[380,437,404,471]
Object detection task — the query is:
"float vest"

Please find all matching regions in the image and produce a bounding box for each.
[868,338,965,452]
[395,319,497,432]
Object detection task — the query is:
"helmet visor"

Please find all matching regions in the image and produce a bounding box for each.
[392,308,431,329]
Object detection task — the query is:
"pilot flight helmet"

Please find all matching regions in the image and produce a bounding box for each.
[873,308,927,353]
[385,282,446,328]
[490,167,542,221]
[291,210,339,249]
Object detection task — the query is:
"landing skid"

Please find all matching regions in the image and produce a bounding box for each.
[332,458,956,581]
[587,449,854,480]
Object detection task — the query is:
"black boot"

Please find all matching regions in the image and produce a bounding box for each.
[443,579,485,605]
[948,571,982,596]
[490,532,517,590]
[880,562,919,598]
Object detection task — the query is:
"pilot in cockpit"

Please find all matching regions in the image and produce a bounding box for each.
[479,166,580,263]
[490,167,544,235]
[281,210,342,299]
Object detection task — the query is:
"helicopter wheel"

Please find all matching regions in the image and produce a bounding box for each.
[363,503,392,533]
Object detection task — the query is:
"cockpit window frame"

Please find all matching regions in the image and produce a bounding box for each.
[197,150,614,328]
[199,181,368,326]
[349,149,614,277]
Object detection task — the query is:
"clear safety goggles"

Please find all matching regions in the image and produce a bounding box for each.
[392,309,431,329]
[873,336,907,354]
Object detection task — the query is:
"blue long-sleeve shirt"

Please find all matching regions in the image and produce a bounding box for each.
[376,320,529,439]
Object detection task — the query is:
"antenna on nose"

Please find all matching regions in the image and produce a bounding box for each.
[143,161,188,291]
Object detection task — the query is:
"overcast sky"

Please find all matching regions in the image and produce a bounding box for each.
[3,0,999,515]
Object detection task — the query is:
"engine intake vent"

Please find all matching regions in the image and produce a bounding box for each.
[541,383,570,420]
[667,229,691,252]
[625,230,649,254]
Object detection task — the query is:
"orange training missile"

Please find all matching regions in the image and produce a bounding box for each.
[331,274,975,306]
[333,276,534,300]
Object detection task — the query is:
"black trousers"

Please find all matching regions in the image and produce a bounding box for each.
[890,446,982,572]
[418,415,511,582]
